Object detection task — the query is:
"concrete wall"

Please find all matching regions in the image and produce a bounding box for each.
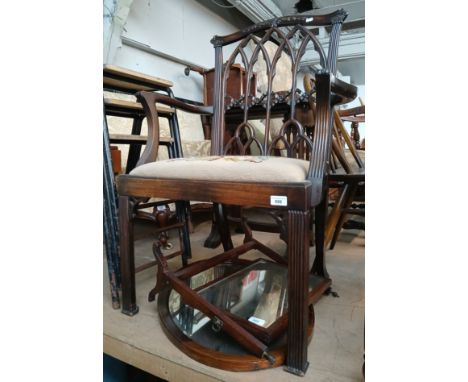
[106,0,247,170]
[111,0,242,103]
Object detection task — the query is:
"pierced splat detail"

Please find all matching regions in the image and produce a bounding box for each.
[216,18,336,158]
[267,118,313,162]
[224,122,263,155]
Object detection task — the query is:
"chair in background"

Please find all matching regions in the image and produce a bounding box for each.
[301,73,365,250]
[327,105,365,249]
[117,10,356,375]
[103,65,192,309]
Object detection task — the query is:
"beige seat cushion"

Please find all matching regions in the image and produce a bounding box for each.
[130,156,310,183]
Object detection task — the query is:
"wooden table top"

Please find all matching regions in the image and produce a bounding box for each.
[104,98,175,116]
[103,64,173,92]
[337,105,365,117]
[109,134,173,145]
[341,116,365,123]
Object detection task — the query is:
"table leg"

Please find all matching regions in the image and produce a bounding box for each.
[119,195,139,316]
[103,114,121,309]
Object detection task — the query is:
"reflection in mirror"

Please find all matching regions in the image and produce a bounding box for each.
[168,260,318,337]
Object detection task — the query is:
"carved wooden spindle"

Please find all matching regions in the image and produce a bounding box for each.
[350,121,361,149]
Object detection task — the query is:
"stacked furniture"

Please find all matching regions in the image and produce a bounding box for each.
[103,65,189,310]
[327,105,365,248]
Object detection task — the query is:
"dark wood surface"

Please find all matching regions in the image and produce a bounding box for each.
[117,177,312,210]
[337,105,365,117]
[104,98,175,116]
[203,63,257,106]
[103,64,173,92]
[109,134,173,145]
[328,106,365,249]
[103,64,184,313]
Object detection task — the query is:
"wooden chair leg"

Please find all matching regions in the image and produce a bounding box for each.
[285,209,310,376]
[119,196,139,316]
[204,221,221,248]
[175,201,192,266]
[329,182,359,250]
[103,193,121,309]
[215,203,234,251]
[103,115,121,309]
[325,183,349,247]
[204,207,222,249]
[311,194,330,279]
[185,203,195,233]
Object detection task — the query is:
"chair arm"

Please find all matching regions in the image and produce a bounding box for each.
[330,74,357,106]
[132,92,213,168]
[137,91,213,115]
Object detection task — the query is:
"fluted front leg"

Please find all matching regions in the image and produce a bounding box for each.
[119,196,139,316]
[285,209,310,376]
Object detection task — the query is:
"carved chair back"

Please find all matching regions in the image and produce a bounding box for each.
[209,10,349,205]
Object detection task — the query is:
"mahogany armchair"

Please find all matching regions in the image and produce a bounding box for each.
[117,10,356,375]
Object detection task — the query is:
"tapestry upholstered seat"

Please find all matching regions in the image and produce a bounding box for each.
[130,155,310,183]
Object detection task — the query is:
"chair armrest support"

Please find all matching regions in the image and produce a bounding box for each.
[132,92,213,168]
[330,74,357,106]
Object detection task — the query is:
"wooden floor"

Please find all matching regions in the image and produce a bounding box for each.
[104,217,365,382]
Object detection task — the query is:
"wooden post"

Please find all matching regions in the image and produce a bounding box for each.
[119,196,139,316]
[285,209,310,376]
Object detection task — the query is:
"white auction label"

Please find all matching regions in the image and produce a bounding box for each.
[270,195,288,206]
[248,316,266,327]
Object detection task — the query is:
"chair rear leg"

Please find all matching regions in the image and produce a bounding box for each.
[329,182,359,250]
[119,196,139,316]
[325,183,349,247]
[175,201,192,266]
[214,203,234,251]
[203,207,222,249]
[311,193,330,279]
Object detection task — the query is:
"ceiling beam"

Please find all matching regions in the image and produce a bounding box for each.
[225,0,283,22]
[299,31,365,68]
[227,0,364,29]
[224,0,365,75]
